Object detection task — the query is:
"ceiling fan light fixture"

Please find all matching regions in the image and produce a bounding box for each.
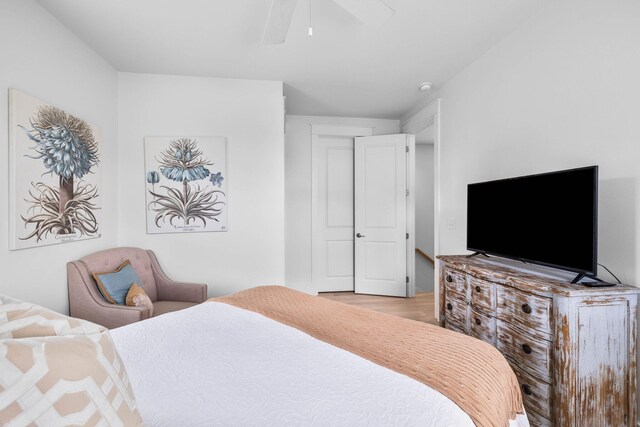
[264,0,393,44]
[333,0,394,28]
[419,82,433,92]
[308,0,313,37]
[263,0,299,44]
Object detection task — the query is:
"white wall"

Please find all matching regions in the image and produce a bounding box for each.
[285,115,400,291]
[117,73,285,297]
[415,144,434,291]
[417,0,640,286]
[0,0,119,313]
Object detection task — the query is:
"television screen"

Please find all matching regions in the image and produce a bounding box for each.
[467,166,598,276]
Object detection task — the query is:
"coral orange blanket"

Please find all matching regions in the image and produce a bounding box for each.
[212,286,524,427]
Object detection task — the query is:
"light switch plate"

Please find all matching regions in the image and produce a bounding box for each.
[447,217,456,230]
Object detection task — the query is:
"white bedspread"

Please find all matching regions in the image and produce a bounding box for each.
[111,302,529,427]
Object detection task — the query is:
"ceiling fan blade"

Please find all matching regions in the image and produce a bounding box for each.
[263,0,298,44]
[332,0,394,28]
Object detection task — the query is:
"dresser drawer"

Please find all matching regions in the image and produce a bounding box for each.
[444,291,467,331]
[445,321,466,334]
[469,308,496,345]
[497,286,552,338]
[468,276,496,313]
[512,363,552,420]
[443,268,467,295]
[497,320,552,382]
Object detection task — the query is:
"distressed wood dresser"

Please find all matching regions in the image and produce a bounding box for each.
[438,255,640,427]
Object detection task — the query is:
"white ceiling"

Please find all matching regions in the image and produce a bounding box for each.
[37,0,549,119]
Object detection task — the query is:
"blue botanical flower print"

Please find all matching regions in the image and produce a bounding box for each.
[210,172,224,187]
[156,138,212,183]
[146,170,160,184]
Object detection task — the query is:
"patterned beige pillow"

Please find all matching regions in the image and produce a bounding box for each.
[0,294,104,339]
[125,282,154,317]
[0,294,143,426]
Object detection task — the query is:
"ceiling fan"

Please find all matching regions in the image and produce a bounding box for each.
[264,0,395,44]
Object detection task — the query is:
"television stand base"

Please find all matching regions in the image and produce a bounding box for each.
[571,273,617,287]
[571,273,587,284]
[582,281,617,288]
[466,252,489,259]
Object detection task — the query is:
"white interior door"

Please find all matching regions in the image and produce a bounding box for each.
[311,126,373,292]
[354,134,410,297]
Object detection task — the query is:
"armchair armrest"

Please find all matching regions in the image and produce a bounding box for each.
[156,280,208,303]
[147,250,208,303]
[67,261,152,329]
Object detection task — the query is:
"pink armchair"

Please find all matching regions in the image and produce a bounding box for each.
[67,247,207,329]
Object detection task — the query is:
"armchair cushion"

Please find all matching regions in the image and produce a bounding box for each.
[93,260,142,305]
[153,301,199,317]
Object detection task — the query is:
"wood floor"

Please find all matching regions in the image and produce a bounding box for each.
[318,291,438,325]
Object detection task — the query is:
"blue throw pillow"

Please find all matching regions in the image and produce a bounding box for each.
[92,260,142,305]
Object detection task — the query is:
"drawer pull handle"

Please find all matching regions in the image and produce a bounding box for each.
[446,275,453,283]
[521,303,532,314]
[522,344,532,354]
[522,384,532,396]
[475,285,481,293]
[446,303,453,311]
[475,318,481,325]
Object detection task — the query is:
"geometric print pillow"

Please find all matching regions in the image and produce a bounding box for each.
[0,294,143,426]
[0,295,105,339]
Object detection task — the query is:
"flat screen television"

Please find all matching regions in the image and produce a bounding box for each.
[466,166,598,283]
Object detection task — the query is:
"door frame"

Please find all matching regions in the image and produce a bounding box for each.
[310,124,374,293]
[406,134,416,297]
[401,99,442,318]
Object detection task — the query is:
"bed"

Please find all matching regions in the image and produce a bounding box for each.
[111,286,529,427]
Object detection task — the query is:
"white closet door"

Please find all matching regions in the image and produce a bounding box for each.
[311,126,374,292]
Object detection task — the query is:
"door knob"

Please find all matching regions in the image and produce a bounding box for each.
[356,233,365,238]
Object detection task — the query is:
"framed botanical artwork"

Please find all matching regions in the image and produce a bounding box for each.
[144,136,228,234]
[8,89,102,250]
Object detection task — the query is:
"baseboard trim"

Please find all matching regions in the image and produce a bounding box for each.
[284,283,318,295]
